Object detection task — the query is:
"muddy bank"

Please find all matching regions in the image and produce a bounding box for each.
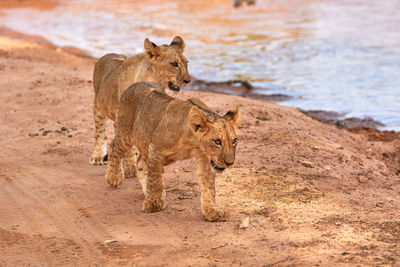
[189,78,292,103]
[299,109,388,129]
[190,79,392,131]
[1,30,400,266]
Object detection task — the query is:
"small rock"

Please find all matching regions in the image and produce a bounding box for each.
[178,196,191,200]
[104,239,118,244]
[342,251,350,256]
[211,242,227,250]
[311,145,320,151]
[239,217,250,229]
[61,126,68,131]
[42,130,51,136]
[300,160,314,168]
[357,176,368,183]
[255,120,260,125]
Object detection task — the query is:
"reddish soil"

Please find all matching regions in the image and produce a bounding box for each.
[1,34,400,266]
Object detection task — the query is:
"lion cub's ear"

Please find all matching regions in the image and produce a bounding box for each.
[144,38,161,62]
[224,106,240,125]
[170,36,185,52]
[189,106,210,134]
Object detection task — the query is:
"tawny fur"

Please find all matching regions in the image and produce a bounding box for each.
[106,82,239,222]
[90,36,191,165]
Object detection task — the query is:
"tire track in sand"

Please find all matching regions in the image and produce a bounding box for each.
[0,164,113,265]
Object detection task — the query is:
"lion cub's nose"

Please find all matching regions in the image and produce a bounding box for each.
[224,160,234,166]
[184,79,191,84]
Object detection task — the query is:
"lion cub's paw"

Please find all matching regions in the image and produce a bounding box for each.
[105,169,124,188]
[142,197,166,213]
[89,153,108,165]
[203,208,230,222]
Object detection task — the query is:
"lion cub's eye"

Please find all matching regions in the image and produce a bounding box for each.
[170,62,179,68]
[232,138,238,145]
[214,139,222,146]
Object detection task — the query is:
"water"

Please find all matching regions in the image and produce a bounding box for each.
[1,0,399,131]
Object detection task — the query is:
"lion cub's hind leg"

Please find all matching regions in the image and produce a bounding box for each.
[136,157,166,199]
[90,107,108,165]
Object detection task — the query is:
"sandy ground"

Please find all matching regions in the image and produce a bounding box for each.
[1,33,400,266]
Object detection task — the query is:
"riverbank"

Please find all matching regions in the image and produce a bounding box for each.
[189,78,395,131]
[3,0,400,131]
[1,31,400,266]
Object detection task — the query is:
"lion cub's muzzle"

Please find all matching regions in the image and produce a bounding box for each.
[211,160,228,172]
[168,78,190,92]
[168,82,181,91]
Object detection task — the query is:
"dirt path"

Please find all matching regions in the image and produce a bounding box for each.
[1,36,400,266]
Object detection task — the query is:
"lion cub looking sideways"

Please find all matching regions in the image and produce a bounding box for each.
[90,36,191,165]
[106,82,239,222]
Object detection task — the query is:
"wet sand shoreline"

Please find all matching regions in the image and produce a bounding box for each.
[190,78,395,132]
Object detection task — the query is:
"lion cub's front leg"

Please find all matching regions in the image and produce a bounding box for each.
[142,145,166,213]
[197,154,230,222]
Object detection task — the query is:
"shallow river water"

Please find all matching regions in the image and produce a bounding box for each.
[1,0,399,130]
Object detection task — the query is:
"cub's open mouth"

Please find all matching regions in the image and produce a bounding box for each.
[168,82,180,91]
[211,160,226,171]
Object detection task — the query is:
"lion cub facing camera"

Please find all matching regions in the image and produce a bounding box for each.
[106,82,239,222]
